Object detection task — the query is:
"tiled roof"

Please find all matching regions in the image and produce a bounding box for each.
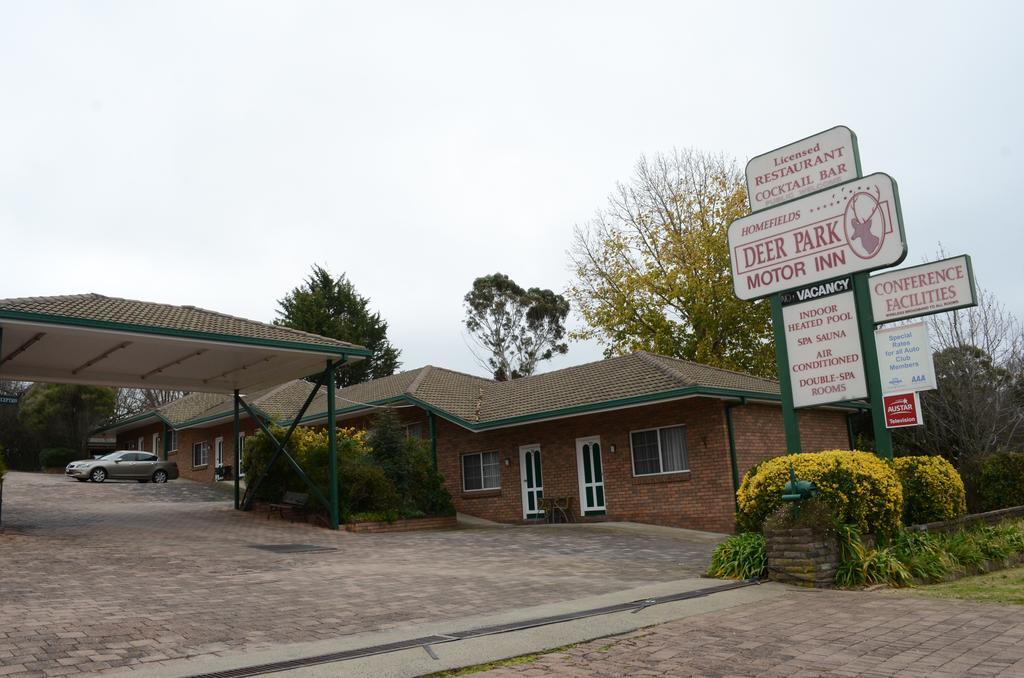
[296,351,780,427]
[0,293,366,353]
[105,351,782,433]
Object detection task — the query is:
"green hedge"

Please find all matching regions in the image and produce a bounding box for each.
[737,450,904,536]
[39,447,80,468]
[962,452,1024,513]
[892,456,967,525]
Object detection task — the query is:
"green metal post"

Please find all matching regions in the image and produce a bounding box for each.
[770,294,801,453]
[428,411,437,470]
[853,273,893,459]
[233,389,241,510]
[162,421,169,461]
[327,361,339,530]
[724,398,746,509]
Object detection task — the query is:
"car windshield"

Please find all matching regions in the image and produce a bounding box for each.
[98,452,124,460]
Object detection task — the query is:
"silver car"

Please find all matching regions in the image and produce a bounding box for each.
[65,451,179,484]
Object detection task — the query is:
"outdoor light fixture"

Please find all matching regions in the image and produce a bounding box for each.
[609,444,616,453]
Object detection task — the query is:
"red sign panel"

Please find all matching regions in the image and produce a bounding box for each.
[883,392,923,428]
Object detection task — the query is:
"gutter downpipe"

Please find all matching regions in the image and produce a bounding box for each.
[724,397,747,510]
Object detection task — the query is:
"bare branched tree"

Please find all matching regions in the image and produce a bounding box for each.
[894,270,1024,464]
[114,388,187,419]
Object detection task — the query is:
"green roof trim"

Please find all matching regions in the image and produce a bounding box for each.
[0,308,371,358]
[93,409,169,434]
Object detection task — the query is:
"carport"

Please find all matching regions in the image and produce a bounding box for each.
[0,293,369,529]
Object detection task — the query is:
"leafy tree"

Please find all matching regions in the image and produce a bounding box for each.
[894,283,1023,464]
[19,384,117,454]
[463,273,569,380]
[276,265,401,387]
[0,381,37,470]
[567,149,774,376]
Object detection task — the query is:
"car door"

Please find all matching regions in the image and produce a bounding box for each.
[109,452,135,479]
[137,453,158,479]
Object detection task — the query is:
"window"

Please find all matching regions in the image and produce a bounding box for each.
[168,429,178,453]
[630,425,688,476]
[139,453,157,462]
[462,451,500,491]
[192,441,209,468]
[405,422,424,439]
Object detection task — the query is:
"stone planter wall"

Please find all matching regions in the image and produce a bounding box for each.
[765,526,839,588]
[344,515,457,534]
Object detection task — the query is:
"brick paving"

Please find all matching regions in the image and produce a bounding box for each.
[0,472,713,676]
[481,588,1024,677]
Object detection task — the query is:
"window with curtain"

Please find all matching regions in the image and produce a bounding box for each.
[462,451,501,491]
[630,425,688,475]
[192,441,209,468]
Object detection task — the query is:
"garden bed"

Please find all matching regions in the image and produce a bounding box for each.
[344,515,457,533]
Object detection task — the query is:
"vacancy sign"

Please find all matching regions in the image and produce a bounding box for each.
[884,392,924,428]
[782,279,867,408]
[875,321,937,394]
[746,126,860,211]
[728,173,907,300]
[870,255,977,324]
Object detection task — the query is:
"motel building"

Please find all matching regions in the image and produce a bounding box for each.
[99,350,855,533]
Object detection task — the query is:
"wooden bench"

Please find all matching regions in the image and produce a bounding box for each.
[268,491,308,521]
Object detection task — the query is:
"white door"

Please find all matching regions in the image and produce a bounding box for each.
[215,437,224,468]
[576,436,606,514]
[137,436,144,452]
[152,433,160,458]
[519,445,544,519]
[237,432,246,477]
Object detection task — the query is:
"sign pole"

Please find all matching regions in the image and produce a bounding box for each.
[770,294,801,453]
[853,272,893,459]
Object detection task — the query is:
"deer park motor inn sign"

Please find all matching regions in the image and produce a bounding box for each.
[729,172,908,300]
[781,277,868,408]
[745,125,860,211]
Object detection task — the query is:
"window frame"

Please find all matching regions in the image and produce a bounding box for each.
[628,424,690,477]
[192,440,209,468]
[461,450,501,492]
[167,429,178,453]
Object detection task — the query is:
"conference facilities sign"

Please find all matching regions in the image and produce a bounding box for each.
[728,173,908,300]
[869,254,977,324]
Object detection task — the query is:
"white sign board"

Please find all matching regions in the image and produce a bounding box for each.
[875,322,936,394]
[870,255,976,324]
[728,173,907,300]
[783,286,868,408]
[746,126,860,211]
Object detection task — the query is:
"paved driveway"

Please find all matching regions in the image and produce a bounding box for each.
[481,588,1024,677]
[0,472,717,676]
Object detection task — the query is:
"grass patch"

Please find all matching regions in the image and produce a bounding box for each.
[910,565,1024,605]
[424,643,577,677]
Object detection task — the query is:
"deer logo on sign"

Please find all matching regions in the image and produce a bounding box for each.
[844,188,886,259]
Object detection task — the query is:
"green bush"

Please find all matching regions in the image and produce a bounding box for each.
[962,452,1024,513]
[892,456,967,525]
[240,423,453,522]
[38,447,80,468]
[707,532,766,579]
[737,450,903,536]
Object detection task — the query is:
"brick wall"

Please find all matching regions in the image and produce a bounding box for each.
[436,398,852,534]
[118,419,258,483]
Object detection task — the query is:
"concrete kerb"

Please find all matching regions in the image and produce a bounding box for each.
[117,579,789,678]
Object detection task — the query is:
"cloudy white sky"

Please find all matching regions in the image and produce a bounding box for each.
[2,1,1021,378]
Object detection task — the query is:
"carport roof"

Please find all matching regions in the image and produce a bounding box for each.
[0,294,368,393]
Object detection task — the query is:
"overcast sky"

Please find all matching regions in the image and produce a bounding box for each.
[2,1,1021,378]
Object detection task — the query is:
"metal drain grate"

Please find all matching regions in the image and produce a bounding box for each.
[247,543,337,554]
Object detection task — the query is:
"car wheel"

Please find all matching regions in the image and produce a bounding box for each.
[152,470,168,484]
[90,468,107,483]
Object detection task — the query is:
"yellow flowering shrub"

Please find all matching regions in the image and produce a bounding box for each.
[737,450,903,535]
[892,456,966,525]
